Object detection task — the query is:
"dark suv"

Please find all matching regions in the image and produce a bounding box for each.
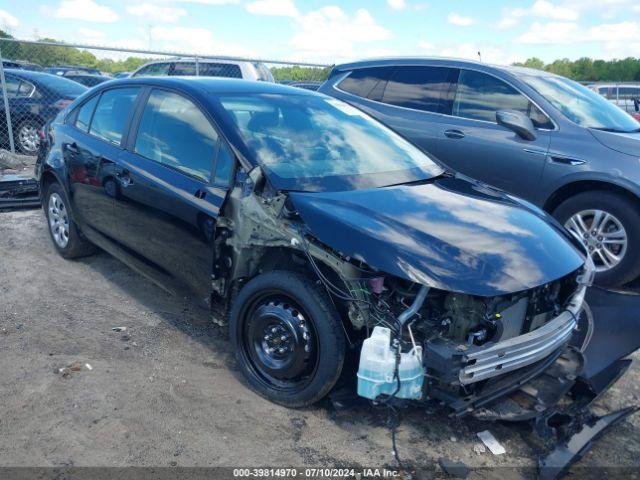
[37,77,591,411]
[320,58,640,288]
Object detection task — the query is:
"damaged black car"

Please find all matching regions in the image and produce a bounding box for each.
[38,78,625,434]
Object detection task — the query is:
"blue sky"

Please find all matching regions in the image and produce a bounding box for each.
[1,0,639,64]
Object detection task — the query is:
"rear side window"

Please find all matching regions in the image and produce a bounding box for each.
[337,67,393,100]
[171,62,196,76]
[199,62,242,78]
[453,70,553,129]
[382,66,453,113]
[134,89,218,182]
[89,88,139,145]
[134,63,171,77]
[4,76,21,98]
[75,95,99,132]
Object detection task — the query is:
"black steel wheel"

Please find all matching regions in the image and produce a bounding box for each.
[229,271,345,407]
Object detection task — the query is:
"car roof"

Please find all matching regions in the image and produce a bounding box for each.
[109,76,317,96]
[332,57,557,78]
[140,57,259,66]
[4,68,62,82]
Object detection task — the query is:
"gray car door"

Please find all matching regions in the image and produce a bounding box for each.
[434,69,553,203]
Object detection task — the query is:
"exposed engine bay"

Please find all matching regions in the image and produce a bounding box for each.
[210,167,637,480]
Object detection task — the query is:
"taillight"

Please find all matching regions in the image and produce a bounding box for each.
[52,99,73,109]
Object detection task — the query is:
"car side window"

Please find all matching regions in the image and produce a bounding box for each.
[453,70,553,129]
[134,89,218,183]
[74,94,100,132]
[4,76,21,98]
[381,66,453,113]
[213,140,233,186]
[134,63,171,77]
[337,67,393,100]
[170,63,196,76]
[199,62,243,79]
[89,88,140,145]
[18,80,35,97]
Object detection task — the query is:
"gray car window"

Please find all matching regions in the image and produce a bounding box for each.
[382,66,452,113]
[4,76,21,98]
[454,70,553,129]
[135,89,218,182]
[338,67,394,100]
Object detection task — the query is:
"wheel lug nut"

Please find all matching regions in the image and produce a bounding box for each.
[598,236,603,241]
[280,335,287,341]
[589,246,594,251]
[591,231,596,236]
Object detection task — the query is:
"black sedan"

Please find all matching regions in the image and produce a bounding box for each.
[1,69,87,154]
[36,77,596,412]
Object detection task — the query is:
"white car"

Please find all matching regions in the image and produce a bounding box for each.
[590,83,640,117]
[131,57,274,82]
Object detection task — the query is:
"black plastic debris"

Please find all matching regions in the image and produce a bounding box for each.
[438,457,469,478]
[0,174,40,209]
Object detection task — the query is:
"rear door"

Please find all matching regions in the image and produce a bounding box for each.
[114,88,234,304]
[435,69,552,202]
[65,87,140,239]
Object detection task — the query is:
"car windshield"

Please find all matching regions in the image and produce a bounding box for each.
[217,93,443,191]
[521,74,640,133]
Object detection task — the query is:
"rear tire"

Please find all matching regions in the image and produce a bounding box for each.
[44,182,96,259]
[229,271,345,408]
[15,118,41,155]
[553,191,640,287]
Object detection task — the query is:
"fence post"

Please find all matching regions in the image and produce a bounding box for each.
[0,47,15,154]
[195,56,200,76]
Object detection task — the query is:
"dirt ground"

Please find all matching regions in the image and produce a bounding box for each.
[1,208,640,478]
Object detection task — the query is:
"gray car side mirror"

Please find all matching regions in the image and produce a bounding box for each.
[496,110,537,141]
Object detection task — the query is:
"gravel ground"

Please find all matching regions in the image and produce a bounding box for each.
[1,208,639,478]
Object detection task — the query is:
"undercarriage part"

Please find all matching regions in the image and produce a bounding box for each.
[538,407,640,480]
[0,174,40,209]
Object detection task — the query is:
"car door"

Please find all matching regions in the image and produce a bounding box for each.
[64,87,140,239]
[435,69,553,202]
[114,88,234,304]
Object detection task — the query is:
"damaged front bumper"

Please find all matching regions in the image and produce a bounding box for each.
[471,286,640,480]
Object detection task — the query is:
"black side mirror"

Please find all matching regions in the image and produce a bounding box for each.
[633,98,639,112]
[496,110,537,141]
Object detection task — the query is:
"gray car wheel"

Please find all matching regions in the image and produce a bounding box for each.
[553,190,640,288]
[16,120,41,155]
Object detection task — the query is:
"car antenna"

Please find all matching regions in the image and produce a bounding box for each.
[477,51,482,62]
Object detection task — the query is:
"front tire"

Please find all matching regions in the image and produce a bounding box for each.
[553,191,640,287]
[229,271,345,407]
[44,182,96,259]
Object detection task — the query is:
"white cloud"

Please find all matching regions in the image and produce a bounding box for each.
[518,21,579,43]
[290,7,392,62]
[388,0,407,10]
[78,27,106,40]
[150,26,255,56]
[126,3,187,23]
[518,20,640,45]
[171,0,238,4]
[447,12,475,26]
[498,1,578,30]
[245,0,298,17]
[54,0,118,23]
[439,43,524,65]
[418,41,435,51]
[0,9,19,28]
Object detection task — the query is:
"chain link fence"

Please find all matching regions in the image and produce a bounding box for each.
[0,38,332,160]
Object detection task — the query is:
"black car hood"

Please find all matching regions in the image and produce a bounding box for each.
[589,128,640,156]
[289,176,584,297]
